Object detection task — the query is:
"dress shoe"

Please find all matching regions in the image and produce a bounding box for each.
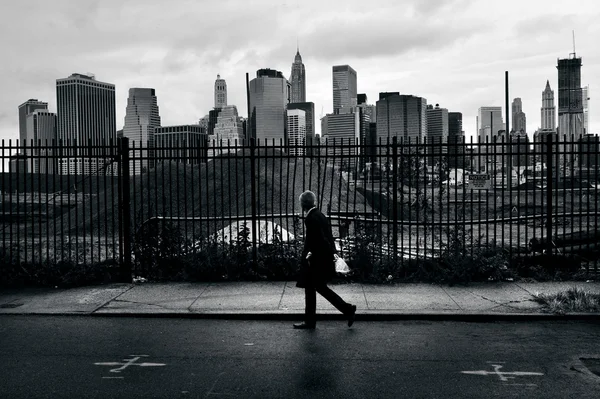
[293,322,316,330]
[347,305,357,327]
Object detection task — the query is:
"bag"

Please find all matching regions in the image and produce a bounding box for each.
[334,254,350,275]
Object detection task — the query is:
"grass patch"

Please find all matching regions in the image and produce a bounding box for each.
[533,287,600,314]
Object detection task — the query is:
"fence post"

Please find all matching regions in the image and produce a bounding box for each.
[118,137,132,282]
[392,136,398,261]
[249,137,258,266]
[545,134,553,255]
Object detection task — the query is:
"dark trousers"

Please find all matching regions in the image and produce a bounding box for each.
[305,285,352,325]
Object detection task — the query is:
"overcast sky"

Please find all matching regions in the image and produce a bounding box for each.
[1,0,599,147]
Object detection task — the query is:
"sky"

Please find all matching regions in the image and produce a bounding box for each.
[1,0,599,150]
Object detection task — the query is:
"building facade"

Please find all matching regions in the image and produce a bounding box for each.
[25,110,57,173]
[332,65,357,113]
[286,109,306,155]
[477,106,504,143]
[511,98,527,133]
[322,108,362,170]
[123,88,161,174]
[557,56,584,139]
[248,69,291,144]
[290,50,306,103]
[376,93,427,143]
[287,102,315,143]
[154,125,208,164]
[541,80,556,131]
[448,112,465,168]
[214,74,227,108]
[18,99,48,146]
[583,85,590,134]
[426,104,449,165]
[56,73,117,174]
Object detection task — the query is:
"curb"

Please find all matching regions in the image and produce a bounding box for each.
[1,311,598,321]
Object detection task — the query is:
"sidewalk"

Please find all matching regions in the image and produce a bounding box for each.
[1,281,599,320]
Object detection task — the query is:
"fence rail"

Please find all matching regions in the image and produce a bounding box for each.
[2,134,600,282]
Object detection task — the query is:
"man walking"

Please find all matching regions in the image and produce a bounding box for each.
[294,190,357,329]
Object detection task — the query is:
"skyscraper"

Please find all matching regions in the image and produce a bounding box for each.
[56,73,116,174]
[426,104,449,165]
[541,80,556,131]
[287,102,315,140]
[448,112,465,168]
[123,88,161,145]
[214,74,227,108]
[477,107,504,143]
[286,109,306,156]
[123,88,161,174]
[322,108,361,170]
[18,99,48,145]
[290,49,306,103]
[557,55,584,139]
[25,110,56,173]
[511,98,527,133]
[376,93,427,142]
[332,65,357,113]
[248,69,291,143]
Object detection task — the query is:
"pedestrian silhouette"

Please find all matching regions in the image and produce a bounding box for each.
[293,190,356,329]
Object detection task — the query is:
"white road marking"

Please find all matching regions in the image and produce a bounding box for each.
[95,355,166,374]
[461,364,544,382]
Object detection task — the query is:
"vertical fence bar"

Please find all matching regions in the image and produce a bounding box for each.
[119,137,132,282]
[545,134,553,255]
[249,137,258,266]
[392,136,398,262]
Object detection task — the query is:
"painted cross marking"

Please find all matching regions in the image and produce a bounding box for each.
[461,364,544,382]
[95,355,166,374]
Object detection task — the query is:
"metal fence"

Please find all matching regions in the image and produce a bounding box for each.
[2,134,600,281]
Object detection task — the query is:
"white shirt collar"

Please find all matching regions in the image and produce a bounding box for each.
[306,206,317,216]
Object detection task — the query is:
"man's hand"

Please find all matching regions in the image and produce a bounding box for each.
[306,252,312,260]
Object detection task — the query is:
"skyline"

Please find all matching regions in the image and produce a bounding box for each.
[1,0,599,146]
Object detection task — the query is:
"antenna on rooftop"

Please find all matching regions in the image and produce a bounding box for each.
[571,30,577,58]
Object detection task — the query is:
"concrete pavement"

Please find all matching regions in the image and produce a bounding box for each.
[1,281,599,319]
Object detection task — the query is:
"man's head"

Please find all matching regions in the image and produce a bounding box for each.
[299,190,316,212]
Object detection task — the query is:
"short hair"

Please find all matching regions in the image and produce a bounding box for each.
[299,190,316,208]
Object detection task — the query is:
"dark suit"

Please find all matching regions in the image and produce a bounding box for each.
[296,207,352,325]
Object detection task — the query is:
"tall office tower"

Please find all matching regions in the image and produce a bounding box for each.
[287,102,315,154]
[541,80,556,131]
[154,125,208,165]
[248,68,291,143]
[477,106,504,143]
[512,98,527,133]
[583,85,590,134]
[214,74,227,108]
[56,73,116,174]
[123,88,161,174]
[557,55,584,139]
[18,99,48,146]
[286,109,306,155]
[426,104,449,165]
[448,112,465,168]
[376,93,427,143]
[25,110,57,173]
[290,49,306,103]
[332,65,357,113]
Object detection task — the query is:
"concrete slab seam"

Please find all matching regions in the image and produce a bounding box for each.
[90,284,135,314]
[440,285,463,311]
[277,282,287,310]
[188,282,213,311]
[361,284,370,310]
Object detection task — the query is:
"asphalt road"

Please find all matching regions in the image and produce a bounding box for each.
[0,317,598,398]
